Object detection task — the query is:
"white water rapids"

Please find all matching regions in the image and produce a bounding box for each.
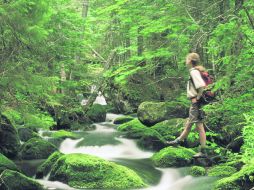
[38,113,215,190]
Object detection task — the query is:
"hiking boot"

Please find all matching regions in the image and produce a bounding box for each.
[193,147,207,158]
[165,138,181,147]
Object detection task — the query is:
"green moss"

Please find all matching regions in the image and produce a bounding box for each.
[113,116,134,124]
[151,146,196,167]
[151,118,185,140]
[137,101,188,126]
[49,153,146,189]
[118,119,166,150]
[208,165,237,177]
[189,166,206,177]
[87,104,107,122]
[117,119,147,138]
[36,151,63,178]
[51,130,78,139]
[20,138,57,160]
[0,153,19,173]
[18,127,39,142]
[213,162,254,190]
[0,169,43,190]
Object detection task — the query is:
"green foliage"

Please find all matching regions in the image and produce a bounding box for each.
[213,160,254,190]
[242,113,254,162]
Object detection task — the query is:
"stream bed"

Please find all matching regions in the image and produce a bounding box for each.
[16,113,216,190]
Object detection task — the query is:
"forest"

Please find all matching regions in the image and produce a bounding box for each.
[0,0,254,189]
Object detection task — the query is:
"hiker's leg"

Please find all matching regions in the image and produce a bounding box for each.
[179,120,193,140]
[196,122,206,148]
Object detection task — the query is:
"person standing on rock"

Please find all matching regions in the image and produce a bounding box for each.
[166,52,207,158]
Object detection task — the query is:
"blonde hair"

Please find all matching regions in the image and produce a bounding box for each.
[186,53,206,71]
[187,53,200,64]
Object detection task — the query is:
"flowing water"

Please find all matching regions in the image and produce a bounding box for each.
[22,113,216,190]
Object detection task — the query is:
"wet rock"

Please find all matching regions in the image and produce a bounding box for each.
[137,101,188,126]
[49,153,146,189]
[0,169,43,190]
[0,114,20,158]
[113,116,134,125]
[151,146,196,167]
[20,138,57,160]
[0,153,19,173]
[117,119,166,150]
[151,118,185,141]
[36,151,63,178]
[18,127,39,142]
[87,104,107,122]
[189,166,206,177]
[193,157,213,167]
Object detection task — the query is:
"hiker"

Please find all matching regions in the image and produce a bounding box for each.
[167,53,207,158]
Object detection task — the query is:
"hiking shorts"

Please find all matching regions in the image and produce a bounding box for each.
[188,102,204,124]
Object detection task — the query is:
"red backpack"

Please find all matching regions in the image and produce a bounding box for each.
[198,70,216,104]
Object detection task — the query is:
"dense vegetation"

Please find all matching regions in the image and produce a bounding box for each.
[0,0,254,189]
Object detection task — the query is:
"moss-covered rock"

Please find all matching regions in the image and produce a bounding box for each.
[113,116,134,124]
[36,151,63,178]
[137,101,188,126]
[151,118,185,141]
[51,130,78,139]
[18,127,39,142]
[137,129,166,151]
[189,166,206,177]
[20,138,57,160]
[117,119,147,138]
[0,169,43,190]
[118,119,166,150]
[151,146,196,167]
[208,165,237,177]
[0,153,19,173]
[49,153,146,189]
[87,104,107,122]
[213,162,254,190]
[0,114,21,158]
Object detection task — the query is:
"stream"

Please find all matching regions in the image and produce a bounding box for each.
[16,113,216,190]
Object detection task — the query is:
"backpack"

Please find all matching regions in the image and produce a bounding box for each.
[190,68,216,105]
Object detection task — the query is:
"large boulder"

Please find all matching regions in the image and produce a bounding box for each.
[36,151,63,178]
[18,127,39,142]
[151,146,196,167]
[49,153,146,189]
[0,169,44,190]
[213,163,254,190]
[117,119,166,150]
[0,114,20,158]
[20,138,57,160]
[137,102,188,126]
[0,153,19,173]
[87,104,107,122]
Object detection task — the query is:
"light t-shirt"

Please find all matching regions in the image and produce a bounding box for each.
[187,68,206,99]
